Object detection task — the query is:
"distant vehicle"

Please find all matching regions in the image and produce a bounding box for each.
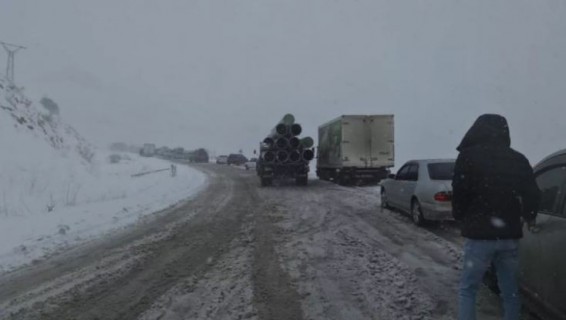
[316,115,394,185]
[227,153,248,166]
[216,155,228,164]
[155,147,169,157]
[168,147,185,160]
[380,159,455,225]
[245,158,257,170]
[189,148,209,163]
[109,154,122,164]
[485,149,566,320]
[140,143,156,157]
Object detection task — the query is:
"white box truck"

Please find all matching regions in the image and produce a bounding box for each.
[316,115,394,185]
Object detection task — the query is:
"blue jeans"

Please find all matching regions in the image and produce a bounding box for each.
[459,239,520,320]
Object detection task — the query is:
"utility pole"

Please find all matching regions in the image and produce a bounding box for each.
[1,41,26,83]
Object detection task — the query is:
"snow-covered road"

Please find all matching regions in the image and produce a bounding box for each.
[0,164,538,320]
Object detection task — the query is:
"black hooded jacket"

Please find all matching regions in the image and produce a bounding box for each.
[452,114,540,240]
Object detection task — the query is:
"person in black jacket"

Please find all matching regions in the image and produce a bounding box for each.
[452,114,540,320]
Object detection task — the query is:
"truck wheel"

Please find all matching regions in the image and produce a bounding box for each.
[295,176,308,186]
[260,177,273,187]
[317,170,327,181]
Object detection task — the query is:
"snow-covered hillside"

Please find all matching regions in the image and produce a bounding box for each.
[0,78,207,272]
[0,78,94,163]
[1,78,95,218]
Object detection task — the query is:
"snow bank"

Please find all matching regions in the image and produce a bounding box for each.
[0,153,206,273]
[0,78,207,272]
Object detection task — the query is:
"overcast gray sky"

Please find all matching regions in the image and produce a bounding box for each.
[1,0,565,164]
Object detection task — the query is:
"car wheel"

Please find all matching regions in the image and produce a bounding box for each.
[411,199,426,226]
[295,176,308,186]
[381,189,390,209]
[260,177,272,187]
[338,174,350,186]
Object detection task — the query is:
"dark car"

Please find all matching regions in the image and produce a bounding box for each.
[485,149,566,320]
[227,154,248,166]
[520,149,566,319]
[190,148,209,163]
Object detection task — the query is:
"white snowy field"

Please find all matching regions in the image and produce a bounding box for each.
[0,154,206,273]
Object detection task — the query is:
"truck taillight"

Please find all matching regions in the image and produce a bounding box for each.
[434,192,452,202]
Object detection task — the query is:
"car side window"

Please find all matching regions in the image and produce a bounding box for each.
[396,165,411,180]
[535,165,566,217]
[407,164,419,181]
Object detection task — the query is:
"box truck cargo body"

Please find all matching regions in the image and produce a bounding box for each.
[316,115,394,184]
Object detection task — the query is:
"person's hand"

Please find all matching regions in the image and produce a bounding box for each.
[526,219,540,233]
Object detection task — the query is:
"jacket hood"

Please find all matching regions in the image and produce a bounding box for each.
[457,114,511,151]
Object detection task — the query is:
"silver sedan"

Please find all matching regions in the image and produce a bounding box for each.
[380,159,456,225]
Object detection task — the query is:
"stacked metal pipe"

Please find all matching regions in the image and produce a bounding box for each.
[259,114,315,166]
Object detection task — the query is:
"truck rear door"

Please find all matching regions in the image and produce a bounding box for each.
[368,115,394,168]
[341,116,370,168]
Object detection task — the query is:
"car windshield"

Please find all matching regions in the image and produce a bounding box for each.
[428,162,455,180]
